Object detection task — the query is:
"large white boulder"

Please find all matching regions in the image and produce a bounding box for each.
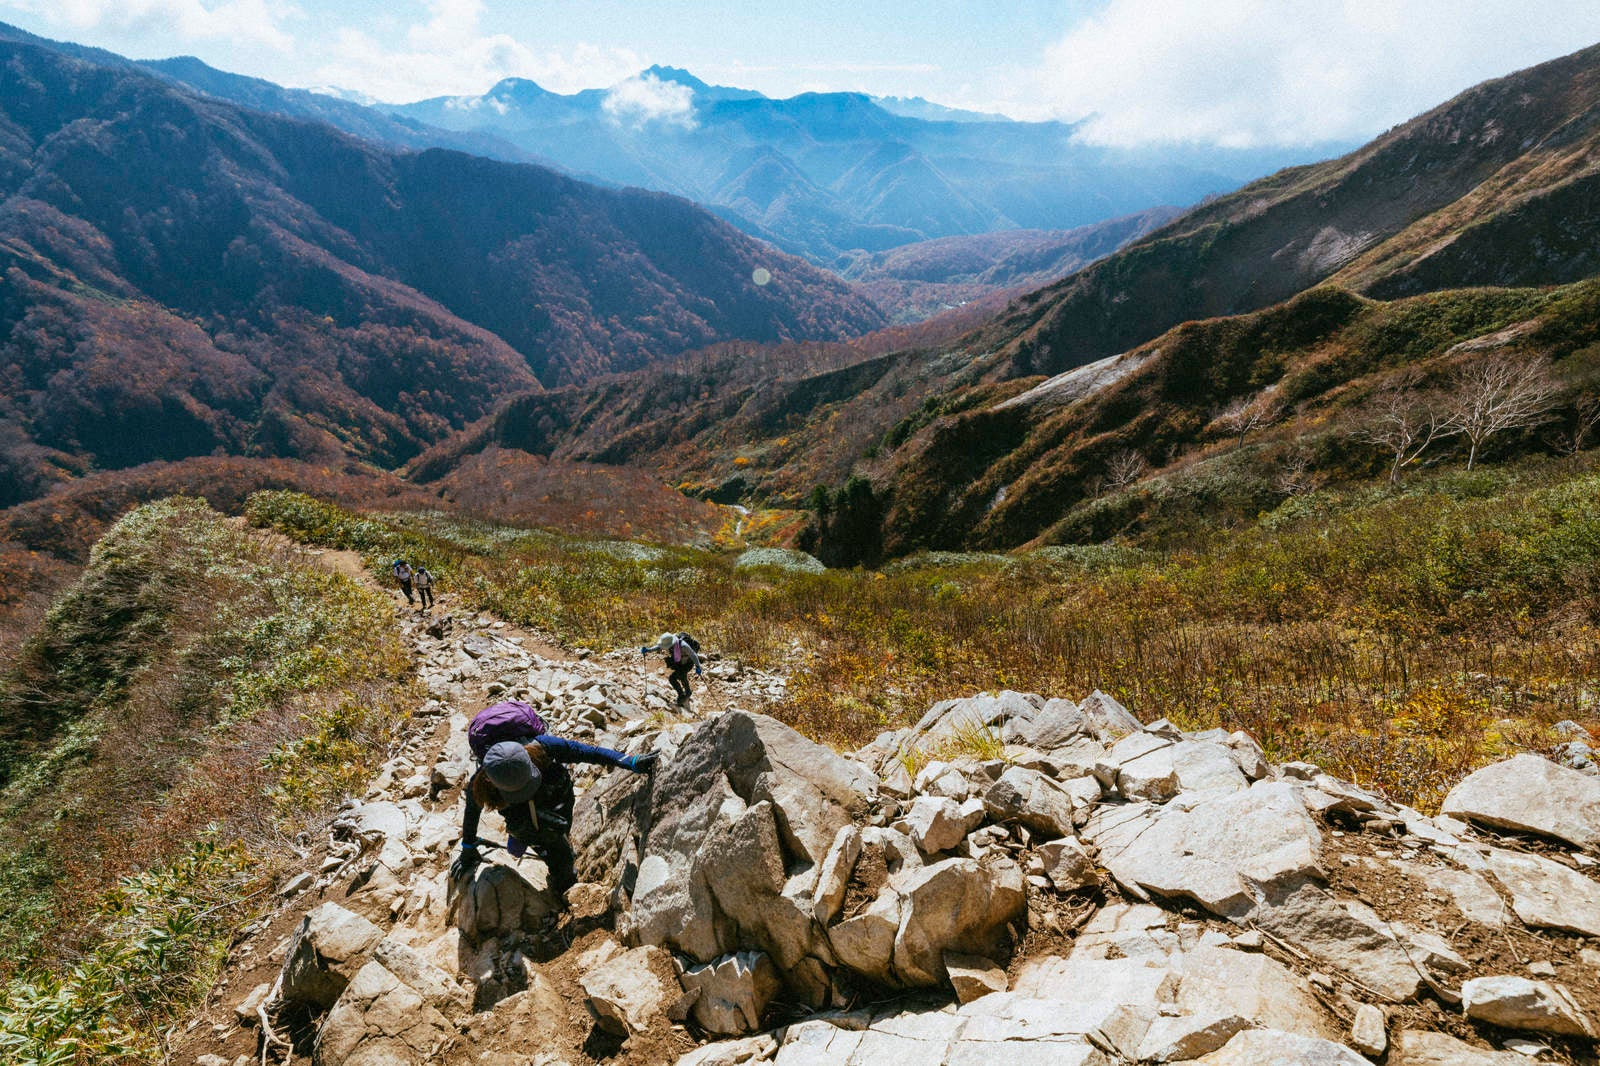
[1191,1029,1368,1064]
[1483,847,1600,937]
[1441,754,1600,851]
[1083,781,1323,920]
[581,945,672,1037]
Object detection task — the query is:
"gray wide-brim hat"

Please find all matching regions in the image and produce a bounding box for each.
[483,740,542,806]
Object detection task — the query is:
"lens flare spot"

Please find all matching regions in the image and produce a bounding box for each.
[752,267,772,286]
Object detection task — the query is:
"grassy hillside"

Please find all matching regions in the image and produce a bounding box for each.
[249,460,1600,812]
[0,500,416,1060]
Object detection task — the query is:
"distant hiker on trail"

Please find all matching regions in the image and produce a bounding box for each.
[414,565,435,609]
[392,559,415,605]
[642,631,702,709]
[449,700,656,903]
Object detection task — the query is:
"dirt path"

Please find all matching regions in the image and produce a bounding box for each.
[174,531,787,1066]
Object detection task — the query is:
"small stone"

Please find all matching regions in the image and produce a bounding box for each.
[278,872,314,897]
[1350,1004,1386,1056]
[1527,960,1556,977]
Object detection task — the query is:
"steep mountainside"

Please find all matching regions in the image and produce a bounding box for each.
[0,38,881,505]
[967,41,1600,382]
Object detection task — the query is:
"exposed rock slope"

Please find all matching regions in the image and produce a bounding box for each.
[187,604,1600,1066]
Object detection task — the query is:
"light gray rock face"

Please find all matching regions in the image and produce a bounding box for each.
[1191,1029,1368,1065]
[812,825,862,925]
[1389,1030,1528,1064]
[581,945,671,1036]
[626,712,874,1001]
[910,691,1040,752]
[679,951,782,1036]
[1250,883,1430,1002]
[1483,847,1600,936]
[1461,975,1595,1037]
[281,903,386,1009]
[371,938,470,1019]
[1171,946,1334,1037]
[314,961,455,1066]
[1135,1013,1250,1062]
[1083,781,1323,919]
[983,766,1078,837]
[570,764,652,889]
[1441,754,1600,851]
[457,861,559,941]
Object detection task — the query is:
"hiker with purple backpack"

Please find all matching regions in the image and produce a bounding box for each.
[642,631,702,709]
[449,700,656,900]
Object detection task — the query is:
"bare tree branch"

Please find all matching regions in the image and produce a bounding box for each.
[1441,352,1561,470]
[1360,380,1459,485]
[1556,393,1600,456]
[1213,389,1284,450]
[1104,449,1148,490]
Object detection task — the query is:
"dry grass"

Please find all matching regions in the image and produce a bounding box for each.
[251,457,1600,812]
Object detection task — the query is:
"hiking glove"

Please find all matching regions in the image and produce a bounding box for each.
[449,843,481,881]
[624,751,659,774]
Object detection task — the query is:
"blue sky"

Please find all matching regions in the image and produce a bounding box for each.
[4,1,1600,146]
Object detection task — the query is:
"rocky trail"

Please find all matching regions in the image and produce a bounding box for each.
[176,557,1600,1066]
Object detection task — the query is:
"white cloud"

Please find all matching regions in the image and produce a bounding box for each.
[18,0,296,51]
[306,3,642,102]
[1029,0,1600,146]
[602,73,696,128]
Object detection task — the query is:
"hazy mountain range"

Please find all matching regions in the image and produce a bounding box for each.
[387,66,1333,264]
[0,32,880,506]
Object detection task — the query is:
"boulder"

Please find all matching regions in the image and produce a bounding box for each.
[1389,1030,1528,1064]
[812,825,862,924]
[1441,754,1600,851]
[678,951,782,1036]
[904,796,970,854]
[281,903,386,1009]
[1083,781,1323,919]
[314,961,455,1066]
[1192,1029,1368,1065]
[891,857,1026,986]
[983,767,1077,837]
[1461,975,1594,1037]
[570,759,653,888]
[1172,945,1335,1037]
[627,712,873,974]
[1038,838,1097,891]
[1108,733,1181,803]
[371,938,470,1019]
[457,861,559,941]
[1016,698,1088,750]
[581,945,672,1037]
[1078,690,1143,742]
[1483,847,1600,937]
[910,691,1039,751]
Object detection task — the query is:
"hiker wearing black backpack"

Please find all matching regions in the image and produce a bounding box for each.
[642,631,702,709]
[392,559,415,605]
[449,700,656,901]
[414,565,435,609]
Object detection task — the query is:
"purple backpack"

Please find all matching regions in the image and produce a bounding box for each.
[467,701,547,761]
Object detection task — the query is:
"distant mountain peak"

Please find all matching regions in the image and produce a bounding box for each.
[487,77,550,101]
[641,65,708,91]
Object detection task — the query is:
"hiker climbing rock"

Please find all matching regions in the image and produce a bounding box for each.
[450,700,656,902]
[642,631,702,709]
[391,558,415,605]
[414,564,435,609]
